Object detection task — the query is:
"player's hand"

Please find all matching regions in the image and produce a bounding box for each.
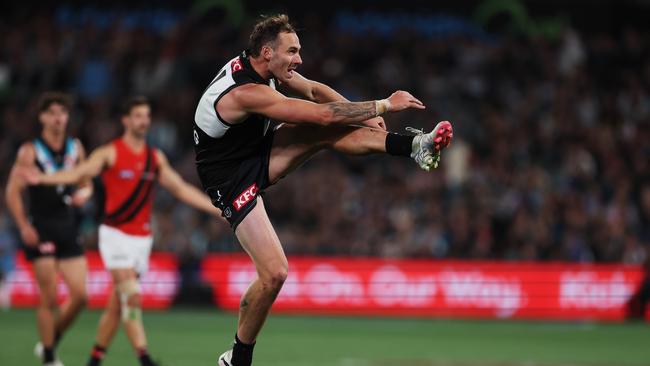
[71,186,92,207]
[362,116,386,130]
[19,224,40,247]
[386,91,425,112]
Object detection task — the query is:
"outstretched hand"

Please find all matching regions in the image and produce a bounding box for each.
[71,186,92,207]
[386,90,425,112]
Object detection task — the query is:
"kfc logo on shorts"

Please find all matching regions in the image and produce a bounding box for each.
[233,183,257,211]
[231,58,243,73]
[39,241,56,254]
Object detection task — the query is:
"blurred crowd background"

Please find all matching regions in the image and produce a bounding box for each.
[1,0,649,279]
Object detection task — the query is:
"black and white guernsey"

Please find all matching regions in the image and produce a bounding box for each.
[194,50,278,187]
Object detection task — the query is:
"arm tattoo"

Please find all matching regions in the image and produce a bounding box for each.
[326,101,377,121]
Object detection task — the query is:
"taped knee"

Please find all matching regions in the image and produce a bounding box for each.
[117,279,141,323]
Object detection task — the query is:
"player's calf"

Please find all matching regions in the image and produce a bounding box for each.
[116,279,159,366]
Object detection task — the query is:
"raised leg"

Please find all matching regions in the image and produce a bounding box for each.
[268,124,388,183]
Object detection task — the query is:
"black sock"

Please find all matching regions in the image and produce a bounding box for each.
[138,348,156,366]
[385,133,414,157]
[43,347,55,363]
[54,330,62,346]
[87,344,106,366]
[231,333,255,366]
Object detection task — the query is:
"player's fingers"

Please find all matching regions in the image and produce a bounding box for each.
[410,101,426,109]
[411,96,424,105]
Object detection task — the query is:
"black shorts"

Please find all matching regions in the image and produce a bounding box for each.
[205,131,274,230]
[23,218,83,261]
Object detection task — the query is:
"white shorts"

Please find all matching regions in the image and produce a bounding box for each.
[98,224,153,274]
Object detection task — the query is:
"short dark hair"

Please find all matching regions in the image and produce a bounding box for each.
[121,96,150,116]
[248,14,296,57]
[37,92,72,113]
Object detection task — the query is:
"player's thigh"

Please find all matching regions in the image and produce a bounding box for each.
[110,268,138,284]
[33,257,58,301]
[58,256,88,298]
[235,197,288,276]
[268,123,357,184]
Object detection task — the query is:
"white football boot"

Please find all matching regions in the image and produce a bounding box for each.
[408,120,453,171]
[218,349,234,366]
[43,361,64,366]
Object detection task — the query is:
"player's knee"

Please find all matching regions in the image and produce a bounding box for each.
[323,125,356,148]
[38,288,58,310]
[39,297,58,311]
[70,287,88,307]
[262,267,288,291]
[116,279,142,322]
[117,279,140,298]
[127,292,141,307]
[72,294,88,309]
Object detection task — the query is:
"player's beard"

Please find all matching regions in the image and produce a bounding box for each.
[130,127,148,140]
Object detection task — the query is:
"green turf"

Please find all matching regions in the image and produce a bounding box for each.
[0,308,648,366]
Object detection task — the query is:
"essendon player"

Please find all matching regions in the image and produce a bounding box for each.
[23,96,222,366]
[6,92,90,366]
[193,14,453,366]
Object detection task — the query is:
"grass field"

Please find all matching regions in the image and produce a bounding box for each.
[0,308,648,366]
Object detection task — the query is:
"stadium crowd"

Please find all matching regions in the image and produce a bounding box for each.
[0,7,649,270]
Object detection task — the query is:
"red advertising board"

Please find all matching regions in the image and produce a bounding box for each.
[202,255,646,320]
[7,251,179,309]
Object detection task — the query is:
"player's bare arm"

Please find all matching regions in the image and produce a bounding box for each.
[278,71,347,103]
[155,149,223,218]
[222,83,424,126]
[5,143,40,246]
[28,144,115,186]
[278,71,386,129]
[70,139,94,206]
